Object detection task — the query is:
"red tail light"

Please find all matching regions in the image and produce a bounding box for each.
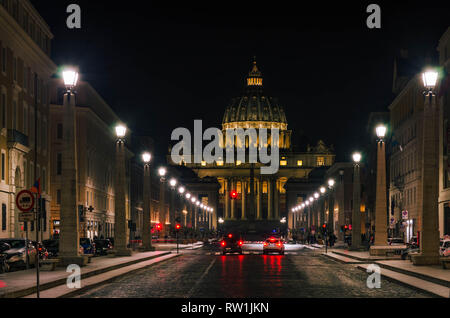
[276,242,282,247]
[263,242,268,247]
[238,240,243,246]
[221,241,226,247]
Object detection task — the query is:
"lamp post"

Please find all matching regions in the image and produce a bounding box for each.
[169,178,177,234]
[113,124,131,256]
[370,122,389,255]
[142,152,154,251]
[158,167,167,238]
[351,152,362,250]
[327,179,335,238]
[59,68,85,268]
[411,69,441,265]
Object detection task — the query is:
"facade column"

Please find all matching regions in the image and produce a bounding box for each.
[230,179,236,220]
[268,178,273,220]
[256,178,262,220]
[225,178,230,220]
[274,179,279,220]
[241,179,247,220]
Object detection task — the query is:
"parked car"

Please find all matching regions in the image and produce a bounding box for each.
[42,239,59,258]
[94,239,113,255]
[32,241,48,260]
[388,238,405,245]
[0,242,10,273]
[0,239,37,269]
[439,238,450,257]
[79,238,96,255]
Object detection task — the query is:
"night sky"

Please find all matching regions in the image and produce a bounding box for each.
[30,0,449,165]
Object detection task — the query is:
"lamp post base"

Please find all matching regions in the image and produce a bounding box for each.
[113,249,132,257]
[139,246,156,252]
[57,256,89,267]
[411,254,440,265]
[369,245,396,256]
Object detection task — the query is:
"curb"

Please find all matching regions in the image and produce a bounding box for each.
[356,264,449,298]
[373,261,450,288]
[56,253,182,298]
[0,251,172,298]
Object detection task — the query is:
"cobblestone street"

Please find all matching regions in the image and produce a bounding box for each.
[75,246,433,298]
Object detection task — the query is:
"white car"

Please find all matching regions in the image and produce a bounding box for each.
[439,239,450,257]
[263,237,285,255]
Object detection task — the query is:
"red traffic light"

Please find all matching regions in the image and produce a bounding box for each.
[156,223,162,231]
[349,224,352,230]
[344,225,348,229]
[175,224,181,230]
[228,234,233,238]
[322,224,326,228]
[230,190,238,199]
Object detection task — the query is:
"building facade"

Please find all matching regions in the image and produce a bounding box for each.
[49,80,130,240]
[0,0,54,239]
[170,62,335,235]
[438,27,450,238]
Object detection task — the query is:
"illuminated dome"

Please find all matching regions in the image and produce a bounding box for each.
[222,60,288,130]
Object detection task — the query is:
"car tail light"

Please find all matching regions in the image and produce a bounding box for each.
[238,240,243,246]
[221,241,226,247]
[263,242,268,247]
[276,242,282,247]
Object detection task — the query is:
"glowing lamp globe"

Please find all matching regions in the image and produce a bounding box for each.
[422,70,438,89]
[115,125,127,138]
[62,68,79,89]
[142,152,151,163]
[376,125,387,139]
[352,152,361,163]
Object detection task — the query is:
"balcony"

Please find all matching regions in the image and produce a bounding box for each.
[7,129,30,152]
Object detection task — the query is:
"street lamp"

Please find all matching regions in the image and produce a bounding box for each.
[320,187,326,194]
[185,193,191,199]
[56,66,83,294]
[62,68,79,92]
[113,123,131,256]
[142,152,154,251]
[178,186,185,194]
[158,167,167,237]
[410,69,441,264]
[328,179,335,188]
[351,151,362,250]
[169,178,177,188]
[376,125,387,140]
[314,192,319,199]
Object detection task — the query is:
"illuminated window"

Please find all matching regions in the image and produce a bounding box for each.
[201,161,206,166]
[237,182,242,194]
[216,161,224,166]
[280,160,287,166]
[262,182,268,193]
[236,160,242,166]
[297,160,303,166]
[317,157,325,166]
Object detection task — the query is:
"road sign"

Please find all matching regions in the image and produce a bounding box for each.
[19,212,35,222]
[402,210,408,220]
[16,190,35,212]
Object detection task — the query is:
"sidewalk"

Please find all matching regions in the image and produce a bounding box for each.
[0,250,175,298]
[322,249,450,298]
[152,241,204,250]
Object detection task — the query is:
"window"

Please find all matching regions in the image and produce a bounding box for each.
[23,104,28,135]
[1,92,5,128]
[56,153,62,175]
[1,47,6,73]
[13,57,17,81]
[1,204,6,231]
[1,152,5,181]
[280,160,287,166]
[12,100,17,129]
[297,160,303,166]
[317,157,325,166]
[57,123,63,139]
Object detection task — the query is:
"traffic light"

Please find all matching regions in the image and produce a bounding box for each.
[230,190,238,200]
[156,223,162,232]
[175,223,181,231]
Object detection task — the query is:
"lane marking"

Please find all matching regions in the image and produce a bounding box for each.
[186,257,216,298]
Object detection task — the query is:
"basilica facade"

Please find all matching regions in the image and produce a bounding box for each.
[169,61,335,235]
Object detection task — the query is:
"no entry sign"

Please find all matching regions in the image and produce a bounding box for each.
[16,190,35,212]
